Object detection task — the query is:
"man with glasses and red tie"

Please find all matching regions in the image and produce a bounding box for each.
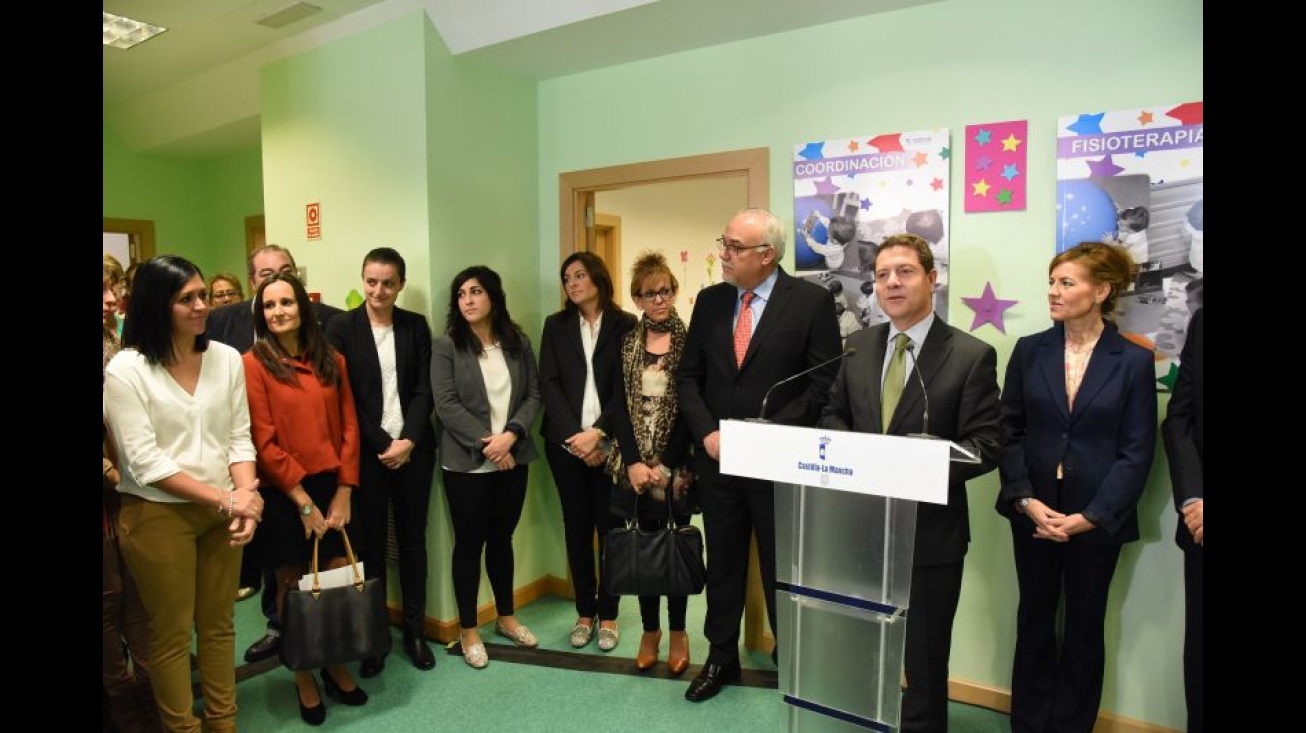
[677,208,842,703]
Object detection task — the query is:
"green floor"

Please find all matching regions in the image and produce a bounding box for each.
[220,590,1011,731]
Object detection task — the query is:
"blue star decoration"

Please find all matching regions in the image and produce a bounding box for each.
[799,142,826,160]
[973,128,992,146]
[1001,163,1020,181]
[1156,362,1179,391]
[1066,113,1105,136]
[961,282,1019,334]
[860,197,873,210]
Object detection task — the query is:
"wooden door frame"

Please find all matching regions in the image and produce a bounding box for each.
[557,147,773,654]
[245,214,266,258]
[102,217,157,264]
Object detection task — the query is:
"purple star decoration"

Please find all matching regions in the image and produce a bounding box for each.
[961,282,1019,334]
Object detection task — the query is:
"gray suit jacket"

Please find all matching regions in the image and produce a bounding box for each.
[818,317,1002,565]
[431,333,541,472]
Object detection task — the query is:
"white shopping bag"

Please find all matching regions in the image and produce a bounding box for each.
[297,561,367,591]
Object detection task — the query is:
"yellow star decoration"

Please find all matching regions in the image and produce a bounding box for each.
[1000,133,1022,152]
[972,179,991,197]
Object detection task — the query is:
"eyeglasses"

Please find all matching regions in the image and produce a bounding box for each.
[716,236,771,257]
[212,290,240,300]
[638,287,675,303]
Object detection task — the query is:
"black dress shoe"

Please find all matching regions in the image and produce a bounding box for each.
[684,660,742,702]
[359,655,386,678]
[244,632,280,663]
[297,681,326,726]
[321,668,368,706]
[404,633,436,671]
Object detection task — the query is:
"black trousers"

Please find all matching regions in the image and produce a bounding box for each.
[900,560,964,733]
[699,472,776,667]
[1183,544,1203,733]
[544,442,620,621]
[1009,527,1122,733]
[441,465,528,629]
[358,448,435,635]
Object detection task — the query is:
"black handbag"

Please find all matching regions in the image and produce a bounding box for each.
[603,502,706,597]
[279,527,393,671]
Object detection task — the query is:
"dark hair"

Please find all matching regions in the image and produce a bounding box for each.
[1118,206,1150,233]
[827,216,856,245]
[122,255,210,366]
[559,251,619,316]
[362,247,406,282]
[875,233,935,274]
[248,273,340,386]
[445,265,525,358]
[628,251,678,300]
[1049,241,1138,320]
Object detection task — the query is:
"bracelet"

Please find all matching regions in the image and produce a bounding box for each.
[215,487,226,514]
[228,491,236,517]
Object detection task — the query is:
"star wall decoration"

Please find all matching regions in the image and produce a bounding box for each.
[961,282,1019,334]
[965,120,1027,212]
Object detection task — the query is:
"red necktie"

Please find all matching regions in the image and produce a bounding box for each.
[734,290,755,368]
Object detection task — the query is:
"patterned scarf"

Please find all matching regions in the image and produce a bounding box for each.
[605,311,687,484]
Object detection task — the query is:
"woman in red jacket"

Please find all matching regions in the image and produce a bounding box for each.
[243,273,365,727]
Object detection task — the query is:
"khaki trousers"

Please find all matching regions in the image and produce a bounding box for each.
[118,495,242,733]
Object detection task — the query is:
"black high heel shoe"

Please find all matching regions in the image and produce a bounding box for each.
[320,668,369,706]
[296,679,326,726]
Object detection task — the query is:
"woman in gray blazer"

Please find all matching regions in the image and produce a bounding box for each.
[431,265,541,669]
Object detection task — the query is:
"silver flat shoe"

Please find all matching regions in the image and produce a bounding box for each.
[495,622,539,648]
[597,625,619,652]
[569,617,597,648]
[462,642,488,669]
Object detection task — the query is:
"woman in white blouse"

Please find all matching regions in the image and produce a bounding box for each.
[103,255,264,733]
[431,265,542,668]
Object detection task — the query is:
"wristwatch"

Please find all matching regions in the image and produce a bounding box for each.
[299,502,314,516]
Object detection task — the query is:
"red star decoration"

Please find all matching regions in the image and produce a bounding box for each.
[868,133,904,152]
[1165,102,1203,125]
[930,177,944,191]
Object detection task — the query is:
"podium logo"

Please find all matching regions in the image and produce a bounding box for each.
[819,435,832,461]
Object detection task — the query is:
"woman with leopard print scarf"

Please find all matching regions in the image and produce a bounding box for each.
[606,251,698,676]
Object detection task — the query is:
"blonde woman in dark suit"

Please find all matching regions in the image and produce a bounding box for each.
[432,265,542,669]
[326,247,438,676]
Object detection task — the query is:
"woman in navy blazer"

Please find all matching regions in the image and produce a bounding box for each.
[325,248,438,676]
[538,252,637,651]
[431,265,541,669]
[996,241,1157,733]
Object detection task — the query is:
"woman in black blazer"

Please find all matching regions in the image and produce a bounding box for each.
[996,241,1157,733]
[432,265,541,669]
[538,252,637,652]
[325,248,438,676]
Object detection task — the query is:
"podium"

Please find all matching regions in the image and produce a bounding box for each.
[720,420,971,732]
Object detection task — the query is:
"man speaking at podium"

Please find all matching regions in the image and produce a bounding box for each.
[678,208,842,703]
[818,233,1002,733]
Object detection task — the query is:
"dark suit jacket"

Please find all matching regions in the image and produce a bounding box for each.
[1162,307,1203,550]
[430,334,541,472]
[677,267,842,480]
[538,307,638,444]
[818,318,1002,566]
[996,320,1157,543]
[325,306,436,457]
[207,299,344,354]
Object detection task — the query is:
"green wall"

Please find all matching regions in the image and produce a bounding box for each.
[102,124,262,279]
[536,0,1201,728]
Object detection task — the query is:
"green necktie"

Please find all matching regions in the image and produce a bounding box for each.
[881,333,910,431]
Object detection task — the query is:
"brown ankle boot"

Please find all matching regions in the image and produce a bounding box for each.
[635,630,662,671]
[667,630,690,675]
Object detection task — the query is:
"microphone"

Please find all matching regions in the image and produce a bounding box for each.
[752,347,856,422]
[904,343,932,439]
